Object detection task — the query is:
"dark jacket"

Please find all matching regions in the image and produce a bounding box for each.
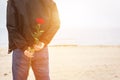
[7,0,60,53]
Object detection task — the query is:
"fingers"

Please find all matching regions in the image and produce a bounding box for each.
[34,42,45,51]
[39,42,45,48]
[24,42,45,57]
[34,45,42,51]
[24,50,34,58]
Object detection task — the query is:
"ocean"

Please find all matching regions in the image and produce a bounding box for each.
[0,27,120,48]
[0,28,8,47]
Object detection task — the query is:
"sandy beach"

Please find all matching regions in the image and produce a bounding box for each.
[0,46,120,80]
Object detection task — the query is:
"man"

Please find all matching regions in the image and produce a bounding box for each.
[6,0,60,80]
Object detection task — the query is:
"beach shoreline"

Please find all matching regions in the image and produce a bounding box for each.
[0,46,120,80]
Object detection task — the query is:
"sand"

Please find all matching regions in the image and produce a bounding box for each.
[0,46,120,80]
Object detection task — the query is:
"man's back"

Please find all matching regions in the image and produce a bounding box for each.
[7,0,60,53]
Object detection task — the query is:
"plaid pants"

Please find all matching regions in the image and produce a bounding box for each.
[12,47,50,80]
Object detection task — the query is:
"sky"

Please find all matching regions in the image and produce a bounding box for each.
[0,0,120,28]
[0,0,6,27]
[55,0,120,28]
[55,0,120,45]
[0,0,120,45]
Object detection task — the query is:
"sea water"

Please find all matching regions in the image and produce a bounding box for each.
[1,27,120,48]
[0,28,8,47]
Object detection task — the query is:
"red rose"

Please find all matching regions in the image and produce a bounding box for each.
[36,18,45,24]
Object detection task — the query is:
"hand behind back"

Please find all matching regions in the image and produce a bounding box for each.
[24,42,45,58]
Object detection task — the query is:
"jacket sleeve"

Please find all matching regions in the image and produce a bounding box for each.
[7,1,28,51]
[40,2,60,45]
